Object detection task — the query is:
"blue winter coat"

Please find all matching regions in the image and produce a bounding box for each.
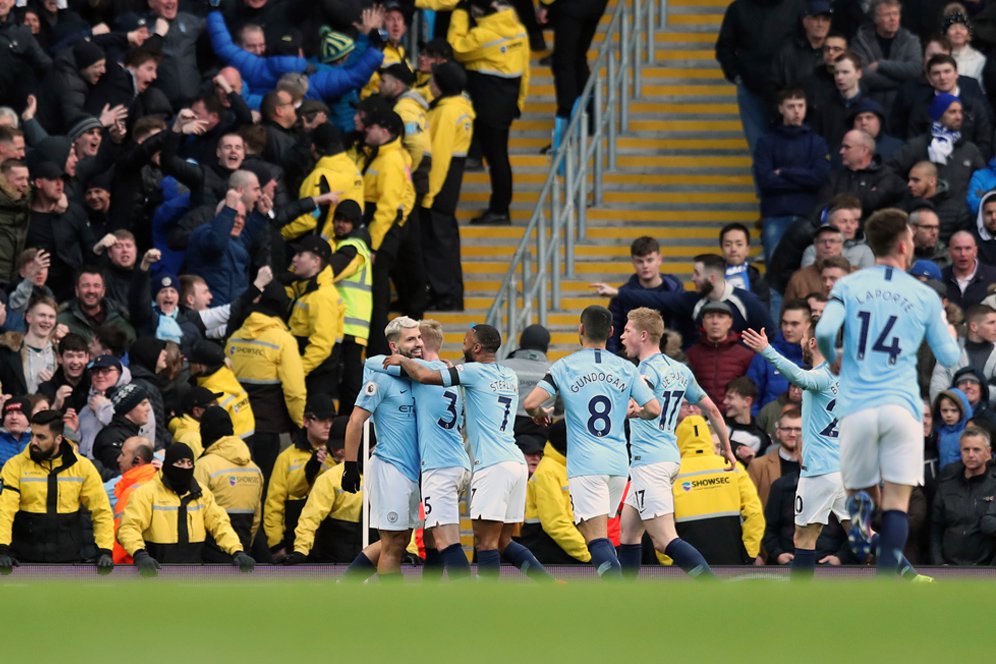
[966,156,996,216]
[934,388,973,471]
[607,272,683,353]
[0,429,30,469]
[151,176,191,278]
[207,11,308,110]
[747,332,806,415]
[185,206,260,306]
[753,123,830,217]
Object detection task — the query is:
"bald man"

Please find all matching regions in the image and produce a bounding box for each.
[817,129,905,214]
[902,161,969,240]
[941,231,996,310]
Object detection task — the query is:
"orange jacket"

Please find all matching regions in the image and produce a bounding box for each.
[112,463,159,563]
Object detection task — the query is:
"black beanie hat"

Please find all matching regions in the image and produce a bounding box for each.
[74,40,106,70]
[254,281,290,319]
[432,61,466,97]
[164,442,194,466]
[129,337,166,373]
[200,406,234,448]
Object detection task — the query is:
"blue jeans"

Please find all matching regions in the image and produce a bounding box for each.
[736,82,769,157]
[769,288,783,323]
[761,215,800,265]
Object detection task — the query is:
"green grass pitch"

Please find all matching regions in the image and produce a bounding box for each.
[1,578,990,661]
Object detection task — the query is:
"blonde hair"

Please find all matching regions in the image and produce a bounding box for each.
[627,307,664,344]
[419,319,444,352]
[385,316,419,343]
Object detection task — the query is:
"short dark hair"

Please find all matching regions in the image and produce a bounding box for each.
[815,224,843,239]
[133,115,166,142]
[260,91,282,121]
[76,266,104,284]
[966,304,996,326]
[817,255,852,273]
[781,299,812,318]
[31,409,64,437]
[825,29,847,42]
[923,34,953,54]
[834,51,863,70]
[238,123,267,154]
[58,333,88,355]
[864,208,910,257]
[193,94,223,117]
[124,47,160,68]
[827,193,862,215]
[630,236,659,257]
[805,292,829,304]
[719,223,750,245]
[780,407,802,422]
[0,125,22,143]
[580,305,613,342]
[135,444,155,464]
[1,158,26,175]
[471,324,502,354]
[694,254,726,274]
[926,53,958,72]
[94,325,129,356]
[726,376,758,401]
[776,87,806,104]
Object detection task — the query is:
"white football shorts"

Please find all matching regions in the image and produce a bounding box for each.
[568,474,627,524]
[470,461,527,524]
[838,405,924,490]
[794,472,849,527]
[367,455,420,531]
[624,461,680,519]
[421,466,470,529]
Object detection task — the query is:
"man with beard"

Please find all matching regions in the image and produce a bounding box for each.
[594,253,772,345]
[83,172,112,238]
[57,267,136,345]
[0,410,114,573]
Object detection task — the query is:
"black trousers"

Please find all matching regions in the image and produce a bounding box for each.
[390,213,428,319]
[476,119,513,215]
[550,0,608,118]
[337,336,365,416]
[247,432,280,485]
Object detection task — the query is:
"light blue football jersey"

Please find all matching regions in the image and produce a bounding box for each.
[816,265,960,421]
[439,362,524,470]
[364,357,470,472]
[355,359,419,483]
[630,353,704,468]
[537,348,656,479]
[760,346,839,478]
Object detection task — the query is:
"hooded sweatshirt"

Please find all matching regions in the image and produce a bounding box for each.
[972,189,996,266]
[933,388,973,470]
[193,434,263,553]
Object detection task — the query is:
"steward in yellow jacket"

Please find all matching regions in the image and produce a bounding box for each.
[264,397,340,554]
[380,63,431,199]
[661,416,764,566]
[288,462,369,562]
[117,443,248,566]
[448,0,529,223]
[225,285,307,433]
[193,408,264,559]
[285,238,346,392]
[280,125,365,242]
[0,412,114,564]
[189,341,255,440]
[519,440,591,564]
[326,202,372,412]
[361,116,415,252]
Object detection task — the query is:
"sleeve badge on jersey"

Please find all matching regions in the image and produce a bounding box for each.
[456,364,464,372]
[364,381,378,396]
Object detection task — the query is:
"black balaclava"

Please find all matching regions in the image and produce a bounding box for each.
[162,443,195,495]
[200,406,234,450]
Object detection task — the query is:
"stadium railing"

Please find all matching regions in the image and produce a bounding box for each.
[485,0,665,355]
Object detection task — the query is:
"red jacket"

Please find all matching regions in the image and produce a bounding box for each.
[685,331,755,407]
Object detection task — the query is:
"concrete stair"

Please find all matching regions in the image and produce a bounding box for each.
[433,0,757,359]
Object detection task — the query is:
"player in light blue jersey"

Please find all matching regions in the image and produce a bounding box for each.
[816,209,960,575]
[366,320,472,578]
[341,317,422,580]
[385,324,552,580]
[523,305,661,579]
[616,308,734,579]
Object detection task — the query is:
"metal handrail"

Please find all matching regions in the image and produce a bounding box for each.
[485,0,665,355]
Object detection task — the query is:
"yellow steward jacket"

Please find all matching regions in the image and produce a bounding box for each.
[0,441,113,561]
[292,462,365,562]
[117,474,243,562]
[194,435,264,552]
[197,365,255,439]
[331,234,372,342]
[523,443,590,563]
[394,91,430,172]
[285,266,345,376]
[362,41,406,99]
[448,7,530,112]
[168,414,204,458]
[226,312,307,431]
[282,153,365,241]
[363,136,415,251]
[657,416,764,565]
[423,94,475,209]
[413,73,434,105]
[264,436,337,548]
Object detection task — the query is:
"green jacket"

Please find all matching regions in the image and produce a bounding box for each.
[57,298,136,345]
[0,178,30,286]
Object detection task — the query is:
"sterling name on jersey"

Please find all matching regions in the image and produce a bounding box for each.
[816,265,960,421]
[440,362,524,470]
[760,346,839,478]
[631,353,704,468]
[356,356,419,483]
[366,357,470,473]
[537,348,655,479]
